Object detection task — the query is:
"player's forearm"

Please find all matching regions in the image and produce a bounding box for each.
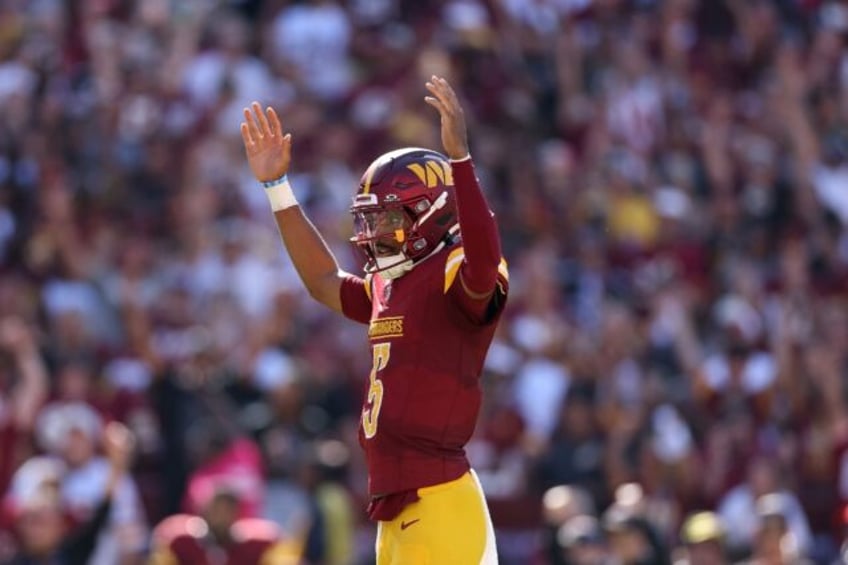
[452,157,501,294]
[272,206,342,311]
[260,175,343,311]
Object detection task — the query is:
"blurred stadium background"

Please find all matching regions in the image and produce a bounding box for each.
[0,0,847,563]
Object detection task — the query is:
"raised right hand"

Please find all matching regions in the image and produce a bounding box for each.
[241,101,291,183]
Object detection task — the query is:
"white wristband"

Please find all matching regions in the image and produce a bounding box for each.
[263,176,298,211]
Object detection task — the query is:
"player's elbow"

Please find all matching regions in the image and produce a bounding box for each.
[306,283,332,306]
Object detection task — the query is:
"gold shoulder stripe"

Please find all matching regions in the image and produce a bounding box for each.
[498,257,509,282]
[447,247,465,263]
[364,274,372,302]
[444,247,465,293]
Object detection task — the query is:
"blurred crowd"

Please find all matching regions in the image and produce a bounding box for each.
[1,0,848,563]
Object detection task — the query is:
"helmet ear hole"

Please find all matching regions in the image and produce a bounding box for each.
[412,240,427,251]
[414,200,429,213]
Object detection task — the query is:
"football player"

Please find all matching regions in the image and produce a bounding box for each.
[241,75,508,564]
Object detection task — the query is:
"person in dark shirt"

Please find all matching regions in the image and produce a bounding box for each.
[536,386,607,507]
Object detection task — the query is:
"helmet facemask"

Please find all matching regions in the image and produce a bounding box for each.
[352,202,415,279]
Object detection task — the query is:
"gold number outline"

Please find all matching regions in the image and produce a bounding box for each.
[362,342,390,438]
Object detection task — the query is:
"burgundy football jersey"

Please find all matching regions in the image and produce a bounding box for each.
[340,243,509,498]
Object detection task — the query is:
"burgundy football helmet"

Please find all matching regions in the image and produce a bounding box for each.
[350,148,459,279]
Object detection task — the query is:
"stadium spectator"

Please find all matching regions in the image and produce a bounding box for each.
[1,422,135,565]
[717,458,812,559]
[30,402,147,565]
[674,511,728,565]
[556,514,608,565]
[148,488,300,565]
[0,317,48,499]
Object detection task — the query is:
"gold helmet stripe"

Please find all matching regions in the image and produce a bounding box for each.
[407,163,427,185]
[361,161,378,195]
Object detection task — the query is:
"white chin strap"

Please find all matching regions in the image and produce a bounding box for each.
[376,253,413,280]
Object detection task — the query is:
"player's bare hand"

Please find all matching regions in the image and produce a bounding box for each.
[424,76,469,160]
[241,102,291,183]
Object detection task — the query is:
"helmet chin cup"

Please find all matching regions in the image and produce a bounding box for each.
[375,253,413,279]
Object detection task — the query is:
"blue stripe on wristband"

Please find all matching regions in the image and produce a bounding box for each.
[262,174,288,188]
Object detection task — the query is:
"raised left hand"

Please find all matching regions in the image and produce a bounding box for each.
[425,76,469,160]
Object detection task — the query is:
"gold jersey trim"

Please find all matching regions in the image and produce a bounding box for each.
[444,247,509,293]
[364,273,373,302]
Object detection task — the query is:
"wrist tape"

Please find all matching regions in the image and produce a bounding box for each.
[262,175,297,211]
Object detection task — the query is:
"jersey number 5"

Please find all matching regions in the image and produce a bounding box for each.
[362,342,390,439]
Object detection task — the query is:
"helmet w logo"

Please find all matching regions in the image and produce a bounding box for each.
[407,160,453,189]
